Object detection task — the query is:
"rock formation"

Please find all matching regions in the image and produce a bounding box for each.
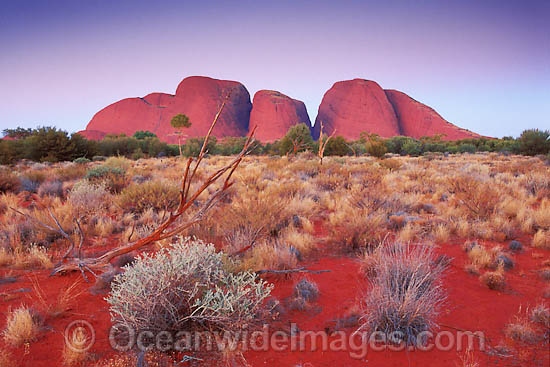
[249,90,311,142]
[81,76,483,143]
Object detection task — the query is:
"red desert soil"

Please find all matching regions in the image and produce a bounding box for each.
[0,232,548,366]
[0,217,550,367]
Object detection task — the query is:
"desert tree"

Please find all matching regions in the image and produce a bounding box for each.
[280,123,313,159]
[170,113,192,156]
[517,129,550,156]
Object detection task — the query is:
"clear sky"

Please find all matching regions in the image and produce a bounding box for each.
[1,0,548,137]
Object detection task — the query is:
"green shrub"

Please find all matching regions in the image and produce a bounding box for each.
[385,136,413,154]
[401,140,423,156]
[458,143,476,154]
[73,157,91,164]
[85,166,127,193]
[132,131,157,139]
[215,137,248,155]
[92,156,107,162]
[182,136,217,157]
[85,166,124,180]
[117,180,180,213]
[324,136,349,156]
[23,127,77,162]
[106,237,273,335]
[130,148,144,160]
[516,129,550,156]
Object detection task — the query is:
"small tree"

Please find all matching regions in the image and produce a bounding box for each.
[517,129,550,156]
[170,114,192,156]
[280,123,314,158]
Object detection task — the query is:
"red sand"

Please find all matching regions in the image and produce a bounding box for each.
[0,232,548,366]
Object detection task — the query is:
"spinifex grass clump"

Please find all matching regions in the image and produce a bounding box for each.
[106,237,273,336]
[358,243,448,346]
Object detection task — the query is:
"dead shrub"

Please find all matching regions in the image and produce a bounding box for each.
[504,317,538,344]
[530,303,550,328]
[293,278,319,302]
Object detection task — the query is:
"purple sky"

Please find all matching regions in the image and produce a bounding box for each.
[1,0,548,137]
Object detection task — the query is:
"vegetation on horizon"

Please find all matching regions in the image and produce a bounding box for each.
[1,126,549,164]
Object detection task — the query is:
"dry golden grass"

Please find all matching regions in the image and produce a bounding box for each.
[499,197,522,219]
[238,239,299,272]
[2,153,549,277]
[0,247,13,267]
[457,348,479,367]
[2,306,41,346]
[30,277,83,318]
[0,348,16,367]
[479,266,506,290]
[62,326,91,366]
[433,223,450,243]
[532,229,550,249]
[466,244,494,269]
[283,228,316,256]
[397,223,423,242]
[533,198,550,229]
[13,246,53,270]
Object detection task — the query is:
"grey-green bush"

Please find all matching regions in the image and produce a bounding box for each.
[106,237,273,335]
[358,243,448,345]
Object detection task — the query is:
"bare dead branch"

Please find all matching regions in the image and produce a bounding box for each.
[317,121,335,165]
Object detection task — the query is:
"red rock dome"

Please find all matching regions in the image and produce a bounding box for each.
[384,90,480,140]
[82,76,485,143]
[312,79,401,140]
[249,90,311,142]
[85,76,251,144]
